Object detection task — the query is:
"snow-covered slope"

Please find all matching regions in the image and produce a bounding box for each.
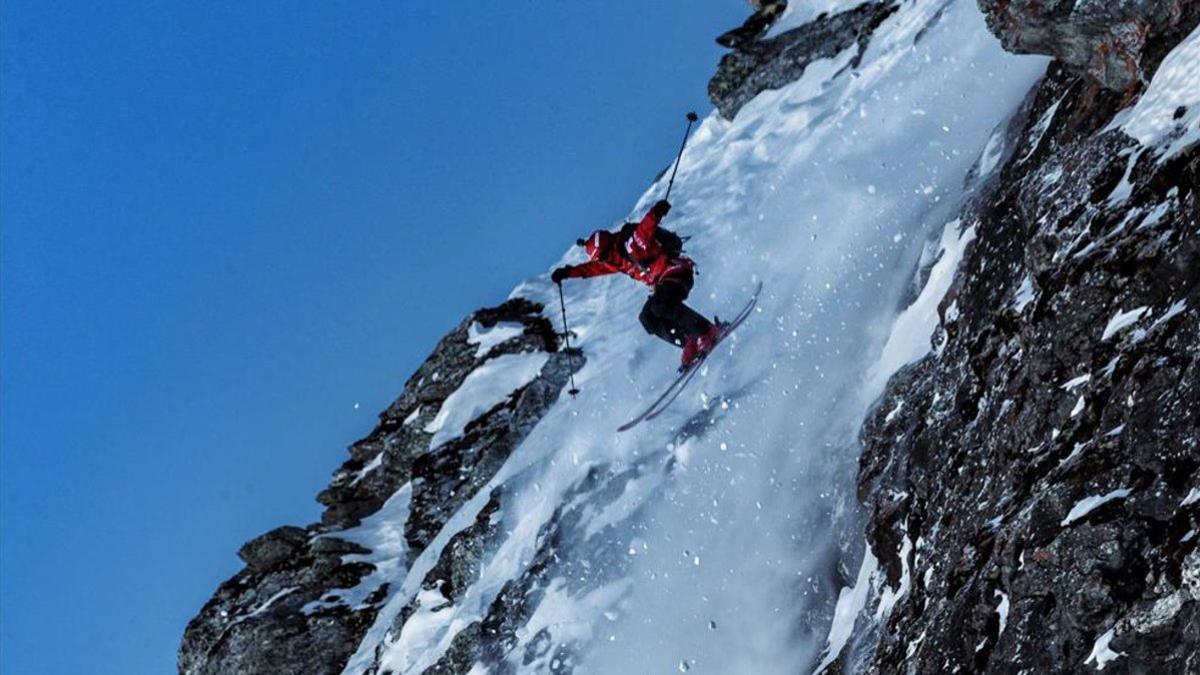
[181,1,1199,673]
[348,2,1041,671]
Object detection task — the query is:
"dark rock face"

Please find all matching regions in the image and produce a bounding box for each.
[708,1,897,119]
[857,55,1200,673]
[179,298,580,675]
[716,0,787,51]
[976,0,1200,93]
[238,526,310,571]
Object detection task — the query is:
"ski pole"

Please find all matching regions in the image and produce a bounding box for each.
[557,282,581,397]
[663,111,699,201]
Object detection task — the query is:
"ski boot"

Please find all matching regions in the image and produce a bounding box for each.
[679,319,727,371]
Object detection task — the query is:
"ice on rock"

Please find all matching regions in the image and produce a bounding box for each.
[1012,274,1035,312]
[424,352,549,449]
[1181,488,1200,507]
[868,219,978,392]
[1070,396,1086,418]
[466,320,525,358]
[1100,307,1150,341]
[1085,628,1125,670]
[994,590,1009,636]
[1061,489,1132,527]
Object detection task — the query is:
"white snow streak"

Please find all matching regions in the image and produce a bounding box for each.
[1181,488,1200,507]
[1085,628,1125,670]
[309,483,413,616]
[1012,274,1035,312]
[995,590,1010,636]
[1061,489,1131,527]
[349,452,384,487]
[466,321,525,358]
[1100,307,1149,341]
[815,548,879,674]
[424,352,549,449]
[868,220,977,394]
[1061,374,1091,391]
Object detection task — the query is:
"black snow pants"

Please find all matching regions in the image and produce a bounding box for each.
[638,270,712,348]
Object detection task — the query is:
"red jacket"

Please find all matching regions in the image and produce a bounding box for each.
[562,205,694,287]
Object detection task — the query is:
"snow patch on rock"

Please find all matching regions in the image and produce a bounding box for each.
[868,219,977,394]
[1118,25,1200,159]
[1085,628,1125,670]
[424,352,549,449]
[1061,489,1132,527]
[467,321,525,358]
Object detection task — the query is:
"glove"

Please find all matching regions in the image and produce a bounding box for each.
[551,266,571,284]
[651,199,671,218]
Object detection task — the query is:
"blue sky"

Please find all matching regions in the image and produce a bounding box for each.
[1,1,745,672]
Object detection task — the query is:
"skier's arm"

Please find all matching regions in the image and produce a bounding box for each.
[633,200,671,250]
[553,261,615,282]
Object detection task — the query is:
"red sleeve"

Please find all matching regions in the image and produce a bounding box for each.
[633,206,662,250]
[565,260,617,279]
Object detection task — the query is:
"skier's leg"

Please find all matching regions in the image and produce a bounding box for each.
[660,272,712,341]
[642,273,712,347]
[669,298,713,341]
[640,291,681,345]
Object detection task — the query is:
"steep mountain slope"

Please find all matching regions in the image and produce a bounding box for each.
[181,1,1198,673]
[854,9,1200,675]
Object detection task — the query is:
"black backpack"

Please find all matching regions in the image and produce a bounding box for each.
[618,222,688,259]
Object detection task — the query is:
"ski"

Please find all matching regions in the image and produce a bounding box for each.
[617,282,762,432]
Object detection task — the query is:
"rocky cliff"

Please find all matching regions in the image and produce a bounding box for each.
[854,1,1200,672]
[181,1,1198,673]
[179,300,581,674]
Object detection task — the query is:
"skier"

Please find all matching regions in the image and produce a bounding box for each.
[551,199,724,369]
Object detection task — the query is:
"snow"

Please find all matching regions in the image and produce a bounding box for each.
[1085,628,1125,670]
[1182,488,1200,507]
[349,452,384,487]
[867,219,977,393]
[423,352,549,448]
[1100,307,1150,341]
[1061,489,1132,527]
[247,587,297,618]
[307,483,413,616]
[1061,374,1091,391]
[814,547,879,674]
[466,320,525,358]
[1118,25,1200,160]
[1105,148,1142,206]
[1070,395,1086,418]
[995,590,1010,637]
[765,0,868,38]
[1012,274,1035,312]
[1150,299,1188,331]
[875,531,913,620]
[976,127,1006,179]
[518,579,630,672]
[341,1,1049,671]
[402,406,421,426]
[1020,95,1064,163]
